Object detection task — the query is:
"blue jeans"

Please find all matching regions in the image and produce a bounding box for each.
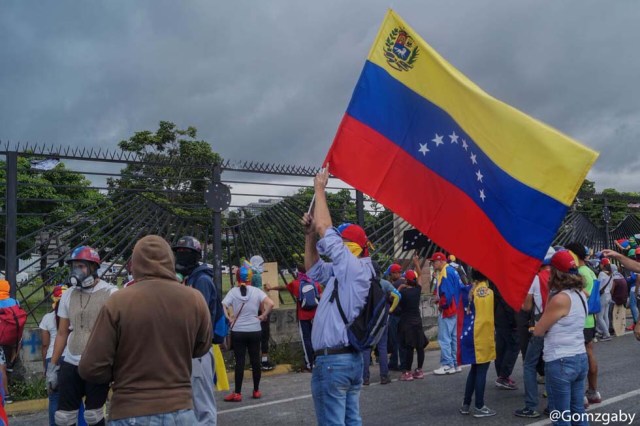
[438,315,457,368]
[463,362,490,409]
[545,353,588,426]
[523,336,544,411]
[362,325,389,380]
[630,287,638,323]
[387,315,406,370]
[109,409,196,425]
[311,352,363,426]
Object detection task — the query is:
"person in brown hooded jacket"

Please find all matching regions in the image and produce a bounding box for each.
[78,235,212,424]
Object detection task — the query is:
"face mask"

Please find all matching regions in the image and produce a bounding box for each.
[69,268,94,289]
[175,251,200,276]
[344,242,363,257]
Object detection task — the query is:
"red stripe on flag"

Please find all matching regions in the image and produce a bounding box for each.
[326,114,539,309]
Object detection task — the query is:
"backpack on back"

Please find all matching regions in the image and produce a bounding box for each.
[298,277,319,311]
[586,279,601,314]
[0,304,27,346]
[331,273,389,352]
[611,277,629,306]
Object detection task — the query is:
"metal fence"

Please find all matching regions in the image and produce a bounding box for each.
[2,142,640,325]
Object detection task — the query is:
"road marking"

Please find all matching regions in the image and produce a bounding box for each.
[219,365,469,414]
[527,388,640,426]
[219,395,312,414]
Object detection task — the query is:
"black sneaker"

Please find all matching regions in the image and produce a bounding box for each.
[514,408,540,418]
[261,361,274,371]
[4,394,13,404]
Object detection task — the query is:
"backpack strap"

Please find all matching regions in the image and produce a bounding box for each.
[574,290,588,317]
[330,278,349,326]
[599,276,613,295]
[229,303,246,331]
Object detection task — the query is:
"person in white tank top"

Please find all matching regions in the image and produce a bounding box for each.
[533,250,588,426]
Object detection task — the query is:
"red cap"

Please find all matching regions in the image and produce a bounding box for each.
[551,250,578,274]
[389,264,402,273]
[430,252,446,262]
[339,224,370,256]
[600,258,611,267]
[404,270,418,282]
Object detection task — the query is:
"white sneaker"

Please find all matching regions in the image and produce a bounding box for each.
[455,366,462,373]
[433,366,456,375]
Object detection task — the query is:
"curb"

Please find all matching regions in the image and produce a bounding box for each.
[6,398,48,416]
[6,365,295,416]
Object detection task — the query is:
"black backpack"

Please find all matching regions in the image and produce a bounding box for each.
[331,273,389,352]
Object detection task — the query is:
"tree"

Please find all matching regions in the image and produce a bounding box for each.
[0,156,104,270]
[575,179,640,228]
[108,121,222,222]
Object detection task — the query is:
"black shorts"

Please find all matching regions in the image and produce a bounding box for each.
[584,327,596,344]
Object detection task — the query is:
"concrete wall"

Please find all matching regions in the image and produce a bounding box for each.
[19,295,440,376]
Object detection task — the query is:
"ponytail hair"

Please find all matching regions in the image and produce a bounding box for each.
[240,284,247,297]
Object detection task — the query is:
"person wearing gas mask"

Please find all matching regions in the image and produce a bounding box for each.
[172,236,218,425]
[47,246,117,426]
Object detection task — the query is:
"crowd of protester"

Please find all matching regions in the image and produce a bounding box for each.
[0,168,635,425]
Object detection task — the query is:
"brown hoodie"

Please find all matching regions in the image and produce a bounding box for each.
[78,235,212,420]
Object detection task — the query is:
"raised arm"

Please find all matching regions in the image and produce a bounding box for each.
[602,249,640,273]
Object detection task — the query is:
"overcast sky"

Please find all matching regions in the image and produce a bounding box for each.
[1,1,639,193]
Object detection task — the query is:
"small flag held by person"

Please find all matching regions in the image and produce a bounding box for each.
[324,9,599,308]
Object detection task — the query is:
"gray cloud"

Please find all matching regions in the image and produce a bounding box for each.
[1,0,638,192]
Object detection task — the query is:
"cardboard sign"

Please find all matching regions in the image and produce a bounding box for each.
[262,261,280,309]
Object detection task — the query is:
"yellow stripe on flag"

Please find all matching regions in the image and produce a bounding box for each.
[367,10,598,206]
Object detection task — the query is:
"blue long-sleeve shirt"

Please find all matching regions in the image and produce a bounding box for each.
[308,228,373,350]
[187,264,217,332]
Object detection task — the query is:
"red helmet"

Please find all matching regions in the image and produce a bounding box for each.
[67,246,101,266]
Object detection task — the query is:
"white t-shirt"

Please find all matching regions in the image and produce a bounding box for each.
[38,312,57,360]
[528,275,543,316]
[57,280,118,365]
[222,286,267,332]
[597,271,613,296]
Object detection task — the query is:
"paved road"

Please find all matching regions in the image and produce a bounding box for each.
[10,333,640,425]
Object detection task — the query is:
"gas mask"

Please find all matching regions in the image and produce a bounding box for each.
[175,251,200,276]
[69,267,95,289]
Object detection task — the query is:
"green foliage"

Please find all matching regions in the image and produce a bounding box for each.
[109,121,222,222]
[0,157,104,265]
[576,179,640,227]
[9,376,47,401]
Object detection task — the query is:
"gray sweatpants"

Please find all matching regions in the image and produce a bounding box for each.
[192,348,217,426]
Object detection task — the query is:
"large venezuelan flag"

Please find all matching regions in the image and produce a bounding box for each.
[325,10,599,309]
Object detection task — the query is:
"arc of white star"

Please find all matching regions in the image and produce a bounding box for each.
[462,139,469,151]
[476,170,484,183]
[479,189,486,202]
[419,143,429,156]
[432,134,444,146]
[449,131,459,144]
[470,152,477,164]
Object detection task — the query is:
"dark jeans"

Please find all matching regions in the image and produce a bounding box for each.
[387,315,406,370]
[463,362,490,409]
[46,358,86,426]
[58,361,109,426]
[299,319,314,370]
[260,315,270,355]
[232,331,262,393]
[494,327,519,378]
